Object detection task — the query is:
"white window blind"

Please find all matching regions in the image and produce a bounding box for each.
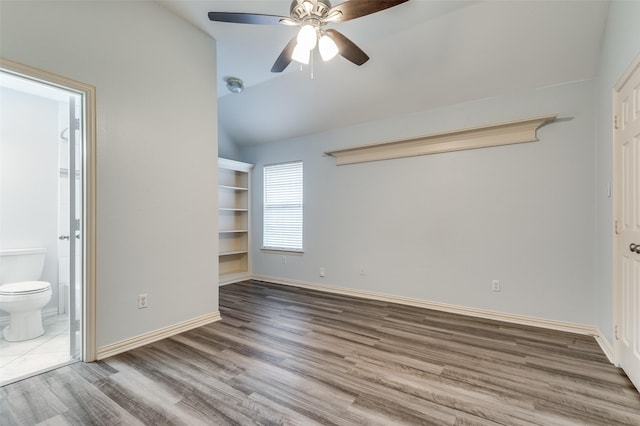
[263,161,303,251]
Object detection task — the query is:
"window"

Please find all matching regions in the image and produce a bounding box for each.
[263,161,303,252]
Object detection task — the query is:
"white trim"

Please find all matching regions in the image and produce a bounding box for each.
[0,57,98,362]
[595,329,616,365]
[252,274,598,336]
[260,248,304,255]
[219,272,252,286]
[96,311,221,360]
[614,51,640,91]
[219,157,254,173]
[325,114,557,165]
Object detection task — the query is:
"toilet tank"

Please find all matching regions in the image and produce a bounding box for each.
[0,248,47,284]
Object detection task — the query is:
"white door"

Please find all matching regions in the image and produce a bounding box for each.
[614,54,640,391]
[57,94,83,362]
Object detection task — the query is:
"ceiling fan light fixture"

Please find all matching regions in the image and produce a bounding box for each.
[292,44,311,64]
[297,24,317,50]
[208,0,410,73]
[319,33,339,61]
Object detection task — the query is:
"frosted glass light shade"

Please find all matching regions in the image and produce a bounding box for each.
[297,25,317,51]
[292,44,310,64]
[319,34,339,61]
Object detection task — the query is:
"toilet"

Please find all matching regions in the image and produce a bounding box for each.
[0,248,52,342]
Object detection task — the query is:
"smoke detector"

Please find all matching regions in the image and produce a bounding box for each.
[225,77,244,94]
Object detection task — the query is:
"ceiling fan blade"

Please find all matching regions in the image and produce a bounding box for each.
[326,29,369,66]
[327,0,409,22]
[271,37,298,73]
[208,12,288,25]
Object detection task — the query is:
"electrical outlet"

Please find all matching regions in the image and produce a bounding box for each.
[359,266,365,275]
[138,294,148,309]
[281,256,287,264]
[492,280,501,292]
[319,267,326,277]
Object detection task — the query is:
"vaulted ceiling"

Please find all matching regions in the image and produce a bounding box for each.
[159,0,610,146]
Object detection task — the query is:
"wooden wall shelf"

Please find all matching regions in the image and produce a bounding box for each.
[325,114,557,165]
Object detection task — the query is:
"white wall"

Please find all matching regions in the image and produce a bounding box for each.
[244,80,598,326]
[0,88,60,309]
[595,0,640,344]
[1,1,219,348]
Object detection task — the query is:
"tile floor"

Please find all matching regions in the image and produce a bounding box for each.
[0,315,73,386]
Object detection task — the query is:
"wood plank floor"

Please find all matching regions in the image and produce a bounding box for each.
[2,280,639,425]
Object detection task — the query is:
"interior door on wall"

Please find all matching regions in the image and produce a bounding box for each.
[56,93,83,361]
[68,95,82,360]
[614,55,640,392]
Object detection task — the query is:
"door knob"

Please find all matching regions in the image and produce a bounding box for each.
[59,235,70,240]
[631,243,640,253]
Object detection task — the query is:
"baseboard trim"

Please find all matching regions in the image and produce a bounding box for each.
[595,330,616,365]
[219,272,251,286]
[252,275,598,336]
[96,311,221,360]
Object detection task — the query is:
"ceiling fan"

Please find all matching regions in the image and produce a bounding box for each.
[208,0,410,73]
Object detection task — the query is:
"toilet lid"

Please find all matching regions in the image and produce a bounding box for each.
[0,281,51,295]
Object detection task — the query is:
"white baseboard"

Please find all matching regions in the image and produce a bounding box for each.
[96,311,221,360]
[219,272,251,286]
[251,274,599,337]
[595,330,616,365]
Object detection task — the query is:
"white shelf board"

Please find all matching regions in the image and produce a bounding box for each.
[325,114,557,165]
[219,250,248,256]
[219,185,249,191]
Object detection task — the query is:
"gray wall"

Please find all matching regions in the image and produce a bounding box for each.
[219,124,243,161]
[244,80,598,326]
[595,0,640,343]
[1,1,219,348]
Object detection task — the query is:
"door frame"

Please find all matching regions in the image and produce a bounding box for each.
[612,51,640,365]
[0,57,97,362]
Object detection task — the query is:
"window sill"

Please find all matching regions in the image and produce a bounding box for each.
[261,248,304,255]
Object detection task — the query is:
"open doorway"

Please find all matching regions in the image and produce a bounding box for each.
[0,59,95,385]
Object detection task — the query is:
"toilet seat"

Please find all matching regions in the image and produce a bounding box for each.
[0,281,51,295]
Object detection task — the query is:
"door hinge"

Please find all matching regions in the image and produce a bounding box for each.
[615,325,619,340]
[614,114,619,130]
[615,219,620,235]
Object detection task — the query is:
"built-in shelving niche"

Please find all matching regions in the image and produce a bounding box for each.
[218,158,254,286]
[325,114,557,166]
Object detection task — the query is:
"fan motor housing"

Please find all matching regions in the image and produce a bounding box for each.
[290,0,332,20]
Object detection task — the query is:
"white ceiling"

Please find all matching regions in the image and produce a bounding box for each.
[158,0,610,146]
